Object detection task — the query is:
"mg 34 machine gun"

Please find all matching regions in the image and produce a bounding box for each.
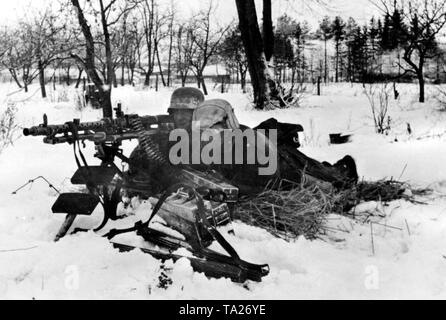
[23,104,269,283]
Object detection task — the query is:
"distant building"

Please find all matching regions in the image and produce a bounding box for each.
[176,64,230,83]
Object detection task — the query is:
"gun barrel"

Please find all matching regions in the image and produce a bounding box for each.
[23,114,173,138]
[23,124,70,137]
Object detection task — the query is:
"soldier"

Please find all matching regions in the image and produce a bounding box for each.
[168,87,205,131]
[127,90,357,197]
[125,87,205,195]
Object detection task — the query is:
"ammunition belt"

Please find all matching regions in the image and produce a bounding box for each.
[129,117,167,165]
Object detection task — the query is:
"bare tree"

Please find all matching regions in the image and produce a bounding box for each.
[0,27,12,61]
[138,0,155,86]
[110,12,143,86]
[234,0,331,109]
[136,0,169,87]
[1,9,71,96]
[373,0,446,103]
[70,0,138,117]
[0,103,20,155]
[263,0,274,62]
[166,0,176,87]
[1,27,33,91]
[126,16,144,85]
[220,27,249,92]
[154,12,171,87]
[188,1,230,95]
[175,24,195,87]
[33,10,77,97]
[316,16,333,84]
[235,0,272,109]
[364,82,392,134]
[111,12,131,87]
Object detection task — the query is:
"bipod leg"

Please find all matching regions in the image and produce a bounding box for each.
[55,214,77,241]
[102,181,122,221]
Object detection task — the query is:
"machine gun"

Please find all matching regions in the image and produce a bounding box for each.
[22,104,268,283]
[23,104,173,160]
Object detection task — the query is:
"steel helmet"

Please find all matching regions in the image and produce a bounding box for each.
[168,87,205,113]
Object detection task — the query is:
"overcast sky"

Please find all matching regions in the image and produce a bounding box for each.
[0,0,381,29]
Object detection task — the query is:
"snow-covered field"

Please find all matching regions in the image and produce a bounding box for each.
[0,82,445,299]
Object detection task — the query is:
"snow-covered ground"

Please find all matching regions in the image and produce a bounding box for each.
[0,82,445,299]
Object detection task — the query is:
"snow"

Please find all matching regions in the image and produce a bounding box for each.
[0,81,446,299]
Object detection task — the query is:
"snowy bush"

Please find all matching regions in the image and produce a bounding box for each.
[435,86,446,111]
[271,81,307,109]
[57,87,70,102]
[0,103,20,154]
[48,86,70,103]
[301,117,321,147]
[364,83,392,134]
[73,89,87,111]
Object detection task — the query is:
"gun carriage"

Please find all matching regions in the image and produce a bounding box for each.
[23,92,269,283]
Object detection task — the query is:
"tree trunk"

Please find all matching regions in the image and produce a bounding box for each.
[335,42,339,83]
[156,46,166,87]
[9,68,22,89]
[121,63,125,86]
[99,0,115,116]
[406,53,426,103]
[167,16,174,87]
[200,73,208,95]
[181,74,186,87]
[235,0,271,109]
[324,39,328,83]
[38,60,47,98]
[128,65,135,85]
[66,65,71,86]
[418,72,425,103]
[101,88,112,115]
[241,75,246,93]
[23,67,29,93]
[113,71,118,88]
[75,68,83,88]
[71,0,112,118]
[291,67,296,86]
[144,72,151,86]
[262,0,274,62]
[239,65,247,93]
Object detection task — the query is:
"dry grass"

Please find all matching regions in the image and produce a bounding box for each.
[234,182,342,240]
[0,103,20,154]
[234,179,428,241]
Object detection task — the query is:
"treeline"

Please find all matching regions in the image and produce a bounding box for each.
[273,12,442,84]
[0,0,231,102]
[0,0,444,106]
[269,0,446,103]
